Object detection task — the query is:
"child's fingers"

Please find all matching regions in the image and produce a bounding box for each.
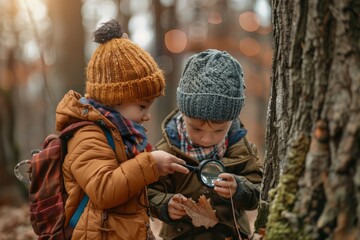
[168,194,188,220]
[214,186,231,197]
[214,175,237,198]
[172,194,188,203]
[218,173,235,181]
[168,209,186,220]
[169,205,186,214]
[215,177,233,188]
[215,187,234,199]
[170,162,189,174]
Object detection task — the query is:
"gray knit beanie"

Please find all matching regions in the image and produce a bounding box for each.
[177,49,245,121]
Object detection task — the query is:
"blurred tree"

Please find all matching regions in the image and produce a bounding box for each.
[0,0,272,211]
[148,0,184,142]
[46,0,85,98]
[0,0,25,206]
[256,0,360,239]
[0,53,22,206]
[147,0,272,155]
[0,0,85,205]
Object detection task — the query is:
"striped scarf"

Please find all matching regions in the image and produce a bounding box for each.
[87,98,149,159]
[176,114,228,162]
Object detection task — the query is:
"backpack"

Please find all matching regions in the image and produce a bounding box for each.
[14,121,115,240]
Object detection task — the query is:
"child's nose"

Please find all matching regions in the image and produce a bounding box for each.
[142,113,151,122]
[200,134,213,145]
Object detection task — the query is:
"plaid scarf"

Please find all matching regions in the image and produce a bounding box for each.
[87,98,149,159]
[176,114,228,162]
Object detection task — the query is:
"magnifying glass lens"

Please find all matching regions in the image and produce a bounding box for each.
[200,161,223,187]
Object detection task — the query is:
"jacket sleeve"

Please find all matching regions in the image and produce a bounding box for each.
[218,136,263,210]
[147,138,178,222]
[148,177,177,223]
[65,125,159,209]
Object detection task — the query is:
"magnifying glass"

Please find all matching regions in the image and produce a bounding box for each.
[183,159,225,188]
[14,159,31,186]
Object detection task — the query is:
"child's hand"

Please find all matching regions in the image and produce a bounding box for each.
[168,194,188,220]
[214,173,237,198]
[151,150,190,176]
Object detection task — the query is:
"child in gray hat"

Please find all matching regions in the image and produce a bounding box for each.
[148,49,263,240]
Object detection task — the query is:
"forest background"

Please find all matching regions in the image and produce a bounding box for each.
[0,0,272,239]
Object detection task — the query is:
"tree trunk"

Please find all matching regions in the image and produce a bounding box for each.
[0,1,26,206]
[0,53,23,206]
[256,0,360,239]
[46,0,85,101]
[147,0,183,144]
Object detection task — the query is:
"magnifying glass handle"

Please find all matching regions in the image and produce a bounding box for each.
[183,164,199,173]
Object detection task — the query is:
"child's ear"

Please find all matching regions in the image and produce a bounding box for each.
[121,33,129,39]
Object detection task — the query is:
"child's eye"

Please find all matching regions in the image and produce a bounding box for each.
[139,105,146,110]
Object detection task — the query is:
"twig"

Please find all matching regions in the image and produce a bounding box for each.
[229,188,243,240]
[22,0,55,104]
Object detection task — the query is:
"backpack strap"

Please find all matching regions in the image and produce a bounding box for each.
[68,125,115,228]
[103,127,115,150]
[59,121,95,140]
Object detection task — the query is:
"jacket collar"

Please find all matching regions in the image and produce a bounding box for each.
[161,109,247,164]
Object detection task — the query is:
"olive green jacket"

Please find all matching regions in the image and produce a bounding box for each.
[148,110,263,240]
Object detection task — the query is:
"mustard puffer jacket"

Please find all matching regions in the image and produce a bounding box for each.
[56,90,159,240]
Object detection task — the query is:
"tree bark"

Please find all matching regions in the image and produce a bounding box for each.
[256,1,295,229]
[260,0,294,202]
[257,0,360,238]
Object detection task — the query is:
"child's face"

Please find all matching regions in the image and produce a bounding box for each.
[183,116,232,147]
[112,99,155,124]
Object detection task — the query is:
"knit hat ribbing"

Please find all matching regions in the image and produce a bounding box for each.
[86,20,165,105]
[177,49,245,121]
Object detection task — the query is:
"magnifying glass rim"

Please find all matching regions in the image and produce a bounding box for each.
[198,159,225,188]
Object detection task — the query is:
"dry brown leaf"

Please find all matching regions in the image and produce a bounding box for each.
[180,195,218,229]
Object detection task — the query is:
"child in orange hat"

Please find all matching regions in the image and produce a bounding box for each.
[56,19,189,240]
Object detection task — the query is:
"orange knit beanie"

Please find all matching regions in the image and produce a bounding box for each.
[85,19,165,105]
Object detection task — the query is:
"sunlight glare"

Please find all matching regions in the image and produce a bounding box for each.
[23,40,40,62]
[19,0,48,22]
[128,13,154,49]
[132,28,154,50]
[254,0,271,27]
[97,0,118,20]
[129,0,151,13]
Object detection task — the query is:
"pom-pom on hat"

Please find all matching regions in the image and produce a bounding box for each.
[177,49,245,121]
[86,19,165,106]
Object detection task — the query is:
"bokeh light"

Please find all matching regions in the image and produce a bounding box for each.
[239,37,260,56]
[188,22,207,42]
[208,11,222,24]
[239,11,260,32]
[257,26,272,35]
[165,29,187,53]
